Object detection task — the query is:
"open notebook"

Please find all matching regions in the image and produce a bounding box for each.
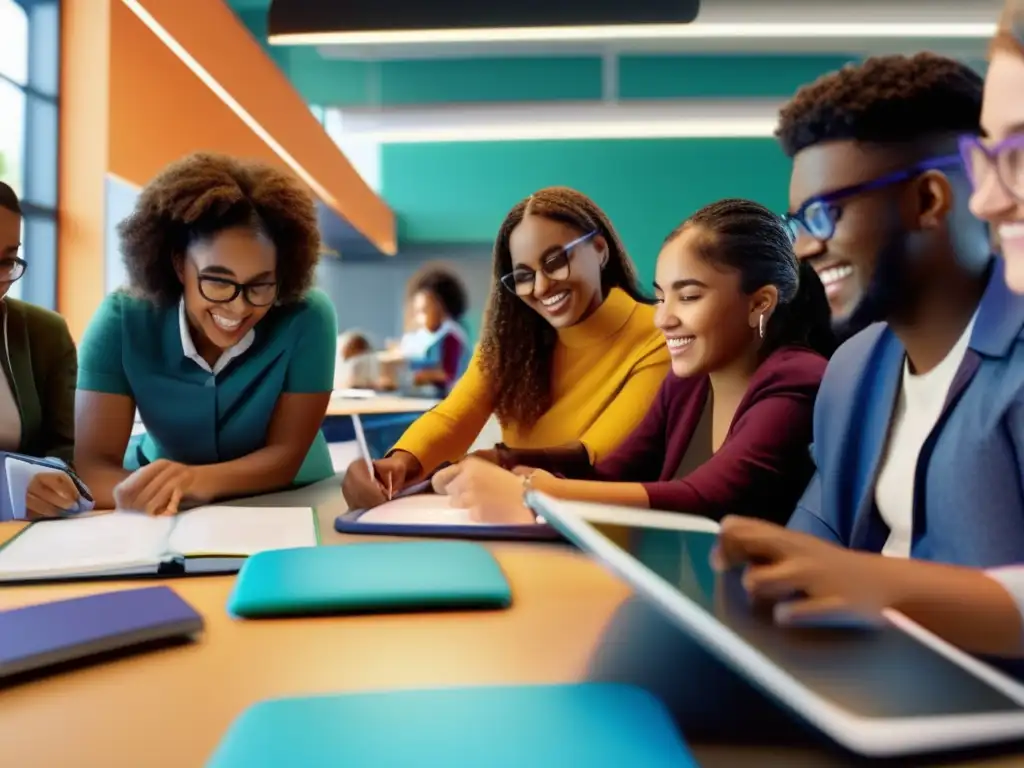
[0,506,318,583]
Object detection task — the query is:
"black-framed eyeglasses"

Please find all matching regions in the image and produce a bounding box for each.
[0,256,27,284]
[783,155,963,244]
[197,275,278,307]
[500,230,597,297]
[959,133,1024,203]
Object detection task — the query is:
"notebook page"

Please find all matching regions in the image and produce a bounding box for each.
[167,506,317,557]
[359,495,484,526]
[0,513,173,579]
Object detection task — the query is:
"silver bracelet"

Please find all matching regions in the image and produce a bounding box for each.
[520,472,544,524]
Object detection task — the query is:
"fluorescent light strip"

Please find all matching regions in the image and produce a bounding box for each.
[270,21,997,46]
[346,118,778,143]
[119,0,340,212]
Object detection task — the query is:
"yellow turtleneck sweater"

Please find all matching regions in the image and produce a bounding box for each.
[391,287,670,474]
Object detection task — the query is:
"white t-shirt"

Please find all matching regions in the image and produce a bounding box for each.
[874,314,977,558]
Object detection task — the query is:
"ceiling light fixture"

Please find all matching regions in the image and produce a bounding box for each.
[338,118,779,143]
[270,21,997,47]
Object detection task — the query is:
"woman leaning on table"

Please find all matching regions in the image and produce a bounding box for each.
[33,153,338,517]
[716,0,1024,661]
[342,186,671,509]
[0,182,81,519]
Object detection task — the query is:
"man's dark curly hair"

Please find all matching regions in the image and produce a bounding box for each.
[0,182,20,215]
[776,52,983,158]
[480,186,648,429]
[117,152,321,306]
[410,267,468,320]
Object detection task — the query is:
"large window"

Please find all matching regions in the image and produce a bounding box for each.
[0,0,59,308]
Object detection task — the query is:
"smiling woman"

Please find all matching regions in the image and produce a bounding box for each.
[342,186,671,510]
[51,153,338,515]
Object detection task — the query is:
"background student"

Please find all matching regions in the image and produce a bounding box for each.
[335,330,379,390]
[714,0,1024,661]
[52,153,337,515]
[780,54,1024,567]
[400,268,471,394]
[435,200,834,524]
[0,182,79,519]
[342,186,670,509]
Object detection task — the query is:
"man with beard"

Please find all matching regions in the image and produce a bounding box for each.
[780,53,1024,566]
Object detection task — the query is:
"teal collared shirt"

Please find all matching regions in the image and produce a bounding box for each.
[77,288,338,486]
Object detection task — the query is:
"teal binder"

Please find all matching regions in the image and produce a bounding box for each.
[206,683,696,767]
[227,540,512,618]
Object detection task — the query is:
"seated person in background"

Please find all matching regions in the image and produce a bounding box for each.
[342,186,671,509]
[43,153,337,516]
[335,330,379,389]
[435,199,835,524]
[780,54,1024,567]
[400,268,471,394]
[0,183,79,518]
[713,0,1024,664]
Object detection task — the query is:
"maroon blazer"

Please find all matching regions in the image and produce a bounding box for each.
[499,346,827,524]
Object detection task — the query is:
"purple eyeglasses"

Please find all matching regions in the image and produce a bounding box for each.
[784,155,962,244]
[958,134,1024,203]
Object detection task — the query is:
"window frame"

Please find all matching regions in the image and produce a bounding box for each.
[0,0,60,309]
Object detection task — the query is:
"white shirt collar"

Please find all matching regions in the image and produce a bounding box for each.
[178,298,255,375]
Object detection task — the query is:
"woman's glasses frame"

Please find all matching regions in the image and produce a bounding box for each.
[959,133,1024,203]
[500,230,598,297]
[196,275,278,307]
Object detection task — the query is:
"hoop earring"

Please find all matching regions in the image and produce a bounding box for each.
[758,313,766,339]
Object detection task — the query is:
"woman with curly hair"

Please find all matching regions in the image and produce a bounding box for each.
[343,186,670,509]
[400,267,471,393]
[44,153,338,516]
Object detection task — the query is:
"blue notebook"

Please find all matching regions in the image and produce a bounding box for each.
[0,586,203,679]
[227,540,512,618]
[206,683,696,767]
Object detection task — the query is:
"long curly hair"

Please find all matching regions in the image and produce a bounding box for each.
[117,153,322,307]
[479,187,648,429]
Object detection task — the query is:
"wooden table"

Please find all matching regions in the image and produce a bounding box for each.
[0,480,1021,767]
[326,394,439,417]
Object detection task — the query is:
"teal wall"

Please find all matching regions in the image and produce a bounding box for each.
[381,139,793,283]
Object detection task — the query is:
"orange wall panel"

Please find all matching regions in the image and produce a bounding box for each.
[122,0,394,253]
[108,2,286,184]
[58,0,112,341]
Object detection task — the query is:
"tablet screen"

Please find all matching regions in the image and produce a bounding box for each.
[589,523,1024,719]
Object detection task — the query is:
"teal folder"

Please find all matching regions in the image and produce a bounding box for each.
[206,683,696,767]
[227,540,512,618]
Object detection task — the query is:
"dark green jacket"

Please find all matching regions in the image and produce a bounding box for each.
[0,298,76,463]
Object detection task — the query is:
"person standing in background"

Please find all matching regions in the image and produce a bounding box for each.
[0,182,80,519]
[400,268,471,394]
[343,186,670,509]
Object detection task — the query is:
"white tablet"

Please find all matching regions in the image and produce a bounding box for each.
[527,494,1024,759]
